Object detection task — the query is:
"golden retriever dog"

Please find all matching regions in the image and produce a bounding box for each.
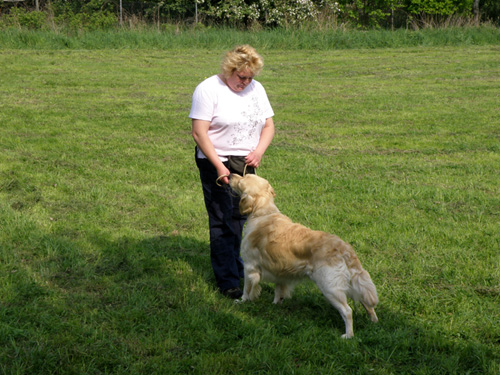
[229,173,378,338]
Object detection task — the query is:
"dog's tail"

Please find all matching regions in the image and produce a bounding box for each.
[351,269,379,322]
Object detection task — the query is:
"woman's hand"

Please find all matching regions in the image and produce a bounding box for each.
[193,119,231,184]
[216,164,231,185]
[245,117,274,169]
[245,150,263,168]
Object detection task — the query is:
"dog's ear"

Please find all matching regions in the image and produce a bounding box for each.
[268,185,276,198]
[239,193,254,215]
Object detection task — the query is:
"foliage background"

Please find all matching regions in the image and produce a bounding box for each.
[1,0,500,30]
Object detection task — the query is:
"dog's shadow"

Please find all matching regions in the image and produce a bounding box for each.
[136,235,495,370]
[237,280,373,334]
[118,233,364,332]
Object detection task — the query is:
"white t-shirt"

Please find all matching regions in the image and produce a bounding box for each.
[189,75,274,161]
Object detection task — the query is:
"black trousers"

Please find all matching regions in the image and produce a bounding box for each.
[195,154,254,292]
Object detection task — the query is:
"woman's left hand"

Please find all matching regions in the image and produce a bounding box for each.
[244,117,274,169]
[245,151,263,168]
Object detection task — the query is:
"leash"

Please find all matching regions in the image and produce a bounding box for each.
[216,163,254,187]
[215,174,230,187]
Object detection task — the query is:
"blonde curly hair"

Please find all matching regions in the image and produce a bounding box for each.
[220,45,264,79]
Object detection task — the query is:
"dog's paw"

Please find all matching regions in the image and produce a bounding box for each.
[341,333,354,339]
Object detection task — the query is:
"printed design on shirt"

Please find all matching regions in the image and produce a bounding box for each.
[230,95,263,146]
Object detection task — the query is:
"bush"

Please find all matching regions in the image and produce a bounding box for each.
[54,10,117,31]
[1,8,47,30]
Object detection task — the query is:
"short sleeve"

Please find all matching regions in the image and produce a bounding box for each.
[189,81,215,121]
[258,84,274,119]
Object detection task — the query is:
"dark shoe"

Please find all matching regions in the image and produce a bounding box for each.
[222,287,243,299]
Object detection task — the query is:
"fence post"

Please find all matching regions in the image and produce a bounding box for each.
[120,0,123,26]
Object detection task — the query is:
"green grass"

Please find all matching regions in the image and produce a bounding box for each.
[1,40,499,374]
[1,25,500,50]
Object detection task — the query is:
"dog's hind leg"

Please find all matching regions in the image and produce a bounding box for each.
[312,268,354,338]
[323,291,354,339]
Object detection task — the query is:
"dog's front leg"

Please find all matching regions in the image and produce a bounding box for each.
[273,284,285,304]
[242,268,262,301]
[273,282,296,304]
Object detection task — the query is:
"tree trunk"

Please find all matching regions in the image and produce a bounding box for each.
[473,0,480,24]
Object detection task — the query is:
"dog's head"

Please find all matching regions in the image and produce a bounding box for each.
[229,174,276,216]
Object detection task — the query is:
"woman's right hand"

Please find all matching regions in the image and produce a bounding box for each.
[216,164,231,185]
[193,119,230,185]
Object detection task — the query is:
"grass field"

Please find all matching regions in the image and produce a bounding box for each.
[1,35,499,373]
[1,26,500,50]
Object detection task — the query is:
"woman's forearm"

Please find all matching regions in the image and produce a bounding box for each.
[192,119,230,182]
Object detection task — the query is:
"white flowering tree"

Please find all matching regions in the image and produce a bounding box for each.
[205,0,327,27]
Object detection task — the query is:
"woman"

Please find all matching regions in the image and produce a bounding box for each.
[190,45,275,299]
